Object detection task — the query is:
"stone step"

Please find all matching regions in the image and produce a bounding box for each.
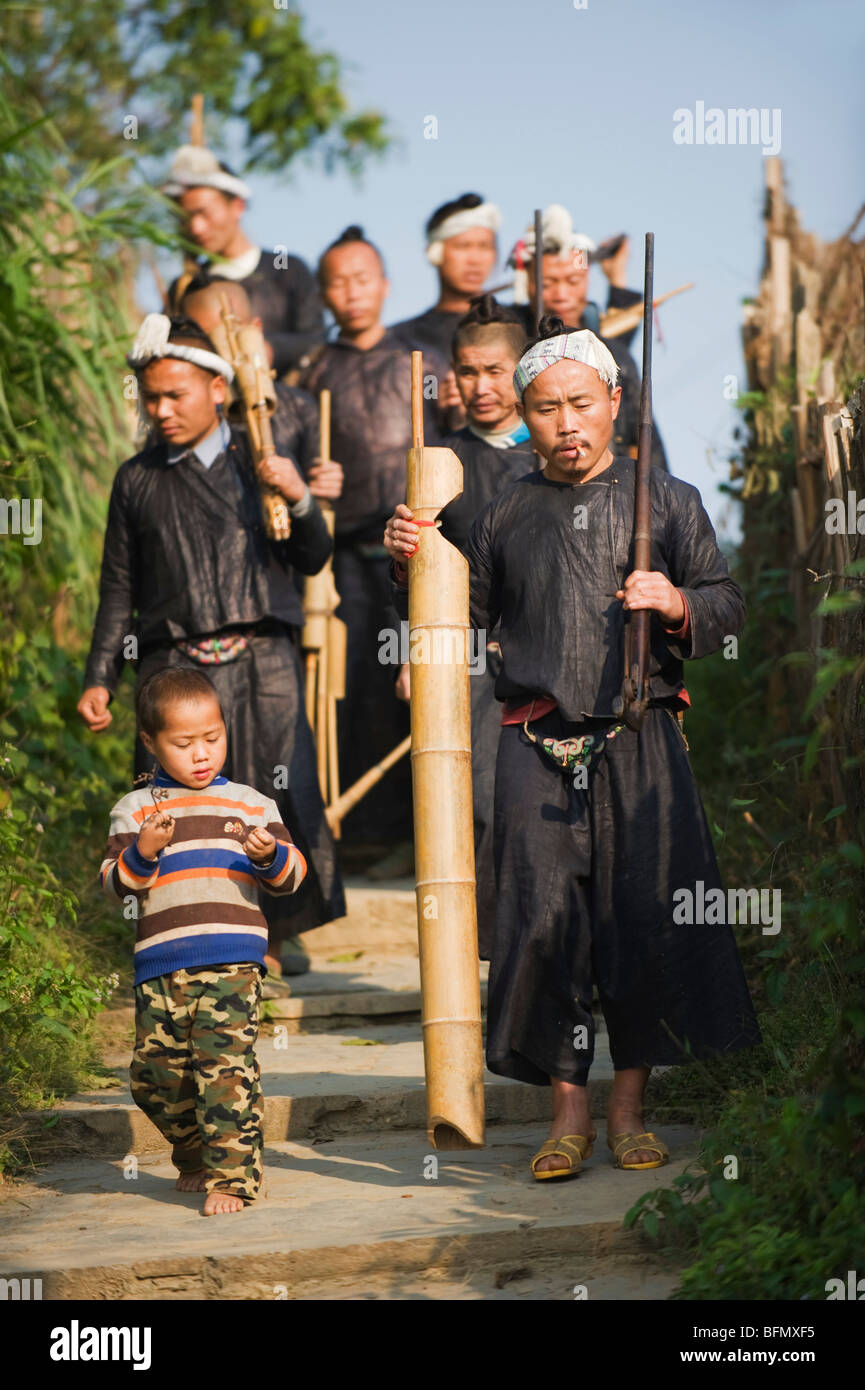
[26,1023,617,1160]
[0,1121,696,1300]
[262,950,492,1028]
[301,876,418,951]
[94,953,503,1045]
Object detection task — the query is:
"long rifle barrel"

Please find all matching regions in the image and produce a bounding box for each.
[533,208,543,332]
[620,232,655,731]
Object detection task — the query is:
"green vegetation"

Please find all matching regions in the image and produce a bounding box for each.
[0,82,153,1165]
[0,8,392,1170]
[626,390,865,1299]
[2,0,389,174]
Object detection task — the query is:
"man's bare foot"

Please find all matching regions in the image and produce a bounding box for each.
[534,1077,595,1174]
[175,1170,208,1192]
[203,1189,246,1216]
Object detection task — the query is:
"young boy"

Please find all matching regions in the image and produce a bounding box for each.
[100,667,307,1215]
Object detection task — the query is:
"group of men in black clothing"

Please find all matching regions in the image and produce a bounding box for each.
[78,143,760,1176]
[80,144,664,959]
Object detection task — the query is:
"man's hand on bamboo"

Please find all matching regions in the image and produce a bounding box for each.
[255,453,309,505]
[383,503,418,561]
[306,456,343,500]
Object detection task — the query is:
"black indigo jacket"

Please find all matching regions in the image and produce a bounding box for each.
[300,330,447,542]
[394,457,744,720]
[83,426,332,694]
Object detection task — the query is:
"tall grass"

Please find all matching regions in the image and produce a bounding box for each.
[0,74,169,1160]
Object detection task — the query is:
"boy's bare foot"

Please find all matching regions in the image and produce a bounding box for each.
[175,1170,208,1192]
[203,1189,246,1216]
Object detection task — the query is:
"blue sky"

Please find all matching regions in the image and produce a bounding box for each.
[148,0,863,538]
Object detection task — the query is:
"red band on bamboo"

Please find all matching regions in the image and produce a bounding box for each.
[408,518,437,556]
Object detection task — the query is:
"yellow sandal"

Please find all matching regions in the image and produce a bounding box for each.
[530,1132,595,1181]
[608,1131,669,1170]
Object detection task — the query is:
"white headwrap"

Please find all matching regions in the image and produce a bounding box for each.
[162,145,251,201]
[508,204,596,303]
[127,313,235,382]
[513,329,618,400]
[426,201,502,265]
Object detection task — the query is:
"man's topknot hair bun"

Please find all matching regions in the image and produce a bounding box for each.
[452,294,528,361]
[318,224,386,284]
[334,224,366,244]
[522,313,580,353]
[426,193,484,236]
[461,292,523,327]
[538,313,568,339]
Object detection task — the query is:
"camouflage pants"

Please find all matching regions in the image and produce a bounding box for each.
[130,963,263,1202]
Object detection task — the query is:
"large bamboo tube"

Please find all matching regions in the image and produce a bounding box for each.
[406,351,485,1150]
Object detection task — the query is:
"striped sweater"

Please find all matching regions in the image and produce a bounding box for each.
[100,772,307,985]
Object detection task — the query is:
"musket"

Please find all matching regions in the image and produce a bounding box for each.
[215,291,292,541]
[406,349,485,1150]
[533,207,544,332]
[620,232,655,731]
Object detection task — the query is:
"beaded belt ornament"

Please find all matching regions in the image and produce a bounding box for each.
[176,631,250,665]
[522,700,624,775]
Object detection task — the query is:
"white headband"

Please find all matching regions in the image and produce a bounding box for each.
[508,203,595,270]
[513,329,618,400]
[426,201,502,265]
[162,144,251,201]
[127,313,235,382]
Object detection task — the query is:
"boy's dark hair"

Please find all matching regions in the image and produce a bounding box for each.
[317,224,386,285]
[452,293,527,361]
[426,192,484,237]
[136,668,224,739]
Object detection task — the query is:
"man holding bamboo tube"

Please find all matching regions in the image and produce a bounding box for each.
[301,226,446,864]
[385,316,759,1179]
